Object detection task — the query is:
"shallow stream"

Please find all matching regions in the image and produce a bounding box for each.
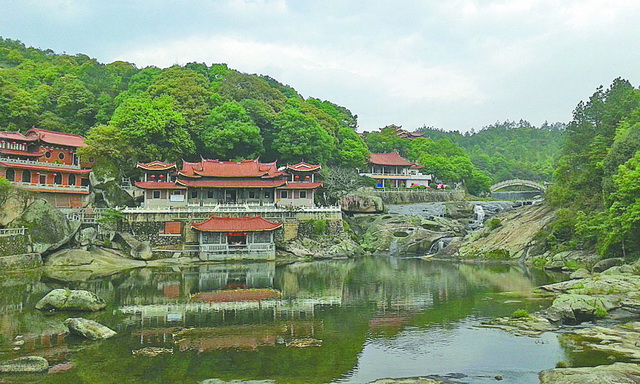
[0,258,614,383]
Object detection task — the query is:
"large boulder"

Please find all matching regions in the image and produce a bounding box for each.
[0,356,49,373]
[112,232,152,260]
[539,362,640,384]
[7,199,80,254]
[341,192,384,213]
[35,289,106,312]
[592,257,625,273]
[64,318,116,340]
[544,294,618,325]
[358,214,464,255]
[44,248,146,281]
[75,227,97,248]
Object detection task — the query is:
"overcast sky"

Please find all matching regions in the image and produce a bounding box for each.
[2,0,640,132]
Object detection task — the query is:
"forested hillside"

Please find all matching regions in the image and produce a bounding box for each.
[546,78,640,258]
[0,37,369,171]
[1,37,565,196]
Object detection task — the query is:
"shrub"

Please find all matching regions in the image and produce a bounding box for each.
[594,306,608,318]
[486,218,502,230]
[555,361,568,368]
[511,309,530,319]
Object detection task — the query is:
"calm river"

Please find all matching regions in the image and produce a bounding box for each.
[0,258,611,383]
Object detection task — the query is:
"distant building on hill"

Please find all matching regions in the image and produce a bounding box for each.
[360,151,432,188]
[134,159,322,208]
[0,127,92,208]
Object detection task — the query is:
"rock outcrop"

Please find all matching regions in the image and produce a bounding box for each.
[539,362,640,384]
[35,289,106,312]
[341,190,384,213]
[112,232,152,260]
[354,214,464,255]
[279,219,364,259]
[44,248,147,281]
[544,294,617,325]
[64,317,117,340]
[7,199,80,254]
[445,204,555,260]
[0,356,49,373]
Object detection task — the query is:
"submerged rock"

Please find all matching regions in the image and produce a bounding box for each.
[564,322,640,361]
[539,362,640,383]
[36,289,106,312]
[479,314,557,336]
[132,347,173,357]
[64,318,116,340]
[0,356,49,373]
[368,378,452,384]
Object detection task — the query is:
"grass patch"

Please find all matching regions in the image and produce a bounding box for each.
[485,218,502,230]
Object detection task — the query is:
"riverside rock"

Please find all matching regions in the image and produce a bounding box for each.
[593,257,625,273]
[0,356,49,373]
[539,362,640,383]
[356,214,464,255]
[64,318,116,340]
[545,294,617,325]
[7,199,80,254]
[36,289,106,312]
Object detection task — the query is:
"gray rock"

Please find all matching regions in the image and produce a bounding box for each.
[569,268,591,280]
[36,289,106,312]
[76,227,97,247]
[368,379,448,384]
[593,258,625,273]
[112,232,152,260]
[0,356,49,373]
[539,362,640,384]
[64,318,116,340]
[200,380,276,384]
[545,294,617,324]
[341,192,384,213]
[7,199,80,254]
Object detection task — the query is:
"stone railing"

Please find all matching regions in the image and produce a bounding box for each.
[14,182,89,193]
[121,205,341,214]
[0,156,80,169]
[0,227,27,237]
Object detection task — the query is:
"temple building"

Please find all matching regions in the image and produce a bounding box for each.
[191,216,282,260]
[134,159,322,208]
[0,127,92,207]
[360,151,432,188]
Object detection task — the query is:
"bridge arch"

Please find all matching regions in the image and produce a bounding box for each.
[490,179,547,193]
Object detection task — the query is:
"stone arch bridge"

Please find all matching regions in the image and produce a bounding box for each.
[490,179,547,193]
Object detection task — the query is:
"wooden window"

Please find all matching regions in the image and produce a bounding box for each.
[163,221,182,234]
[299,190,307,199]
[22,170,31,183]
[249,190,256,199]
[207,190,214,199]
[68,174,76,186]
[280,190,288,199]
[5,168,14,181]
[190,190,198,199]
[152,190,161,199]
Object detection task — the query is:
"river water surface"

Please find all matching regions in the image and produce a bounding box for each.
[0,258,611,383]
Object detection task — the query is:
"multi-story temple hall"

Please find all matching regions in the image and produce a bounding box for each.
[0,127,92,207]
[134,159,323,208]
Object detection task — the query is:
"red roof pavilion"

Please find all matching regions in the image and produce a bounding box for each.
[286,162,322,172]
[26,128,86,148]
[369,152,416,166]
[137,161,177,171]
[192,216,283,232]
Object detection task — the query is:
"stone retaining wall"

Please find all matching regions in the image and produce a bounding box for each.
[0,233,31,257]
[0,253,42,270]
[372,190,466,204]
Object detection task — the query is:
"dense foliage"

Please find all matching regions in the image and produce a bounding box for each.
[0,38,368,172]
[547,78,640,258]
[415,121,565,183]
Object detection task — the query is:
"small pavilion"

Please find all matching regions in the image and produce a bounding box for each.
[191,216,282,261]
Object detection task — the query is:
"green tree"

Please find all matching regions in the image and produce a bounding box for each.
[272,109,334,164]
[199,101,263,159]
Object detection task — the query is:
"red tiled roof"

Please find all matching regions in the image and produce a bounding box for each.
[410,164,424,169]
[26,128,86,148]
[277,182,323,190]
[177,179,287,188]
[286,162,322,172]
[179,159,282,178]
[0,131,38,142]
[134,182,186,190]
[192,216,283,232]
[137,161,176,171]
[369,152,415,166]
[0,162,91,174]
[0,148,46,157]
